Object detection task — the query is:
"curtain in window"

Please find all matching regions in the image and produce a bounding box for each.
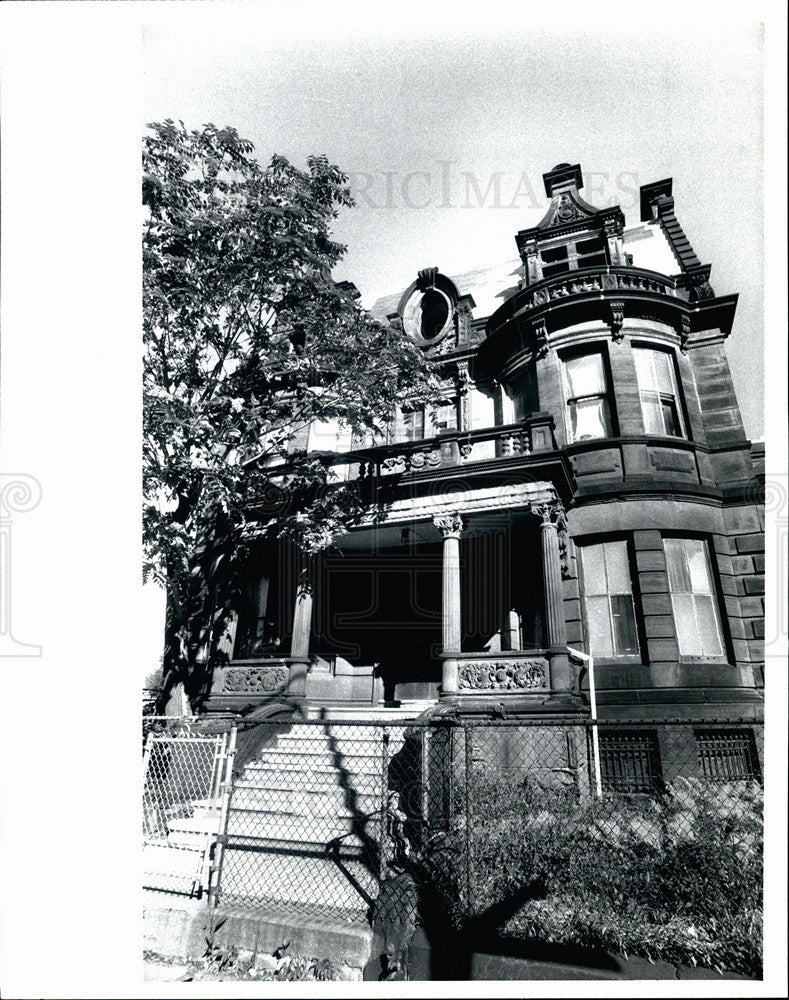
[564,353,611,441]
[664,537,724,656]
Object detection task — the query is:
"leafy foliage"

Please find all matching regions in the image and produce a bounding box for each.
[426,774,763,977]
[143,121,437,708]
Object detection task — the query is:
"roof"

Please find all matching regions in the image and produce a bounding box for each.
[369,223,679,326]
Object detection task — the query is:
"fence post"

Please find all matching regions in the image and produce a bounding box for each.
[420,726,429,852]
[464,724,473,922]
[380,727,390,880]
[207,723,237,912]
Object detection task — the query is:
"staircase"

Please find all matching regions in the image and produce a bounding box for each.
[219,718,410,919]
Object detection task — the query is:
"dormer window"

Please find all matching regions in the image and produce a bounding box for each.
[540,234,608,278]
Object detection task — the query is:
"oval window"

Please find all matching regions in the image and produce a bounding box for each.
[420,289,449,340]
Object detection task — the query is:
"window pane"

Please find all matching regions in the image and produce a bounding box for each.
[577,235,605,255]
[611,594,639,654]
[543,261,570,277]
[604,541,632,594]
[672,592,701,655]
[565,353,605,398]
[661,397,679,436]
[664,537,691,592]
[654,350,675,394]
[686,539,713,594]
[572,397,609,441]
[542,244,568,263]
[581,545,608,595]
[586,595,614,656]
[694,595,724,656]
[633,348,656,390]
[640,391,663,434]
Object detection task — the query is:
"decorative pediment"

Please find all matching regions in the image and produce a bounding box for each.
[537,187,600,231]
[515,163,626,270]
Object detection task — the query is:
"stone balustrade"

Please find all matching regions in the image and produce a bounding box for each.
[522,265,676,311]
[344,413,558,481]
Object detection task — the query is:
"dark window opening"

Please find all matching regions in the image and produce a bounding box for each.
[420,289,449,340]
[696,729,761,782]
[597,730,663,793]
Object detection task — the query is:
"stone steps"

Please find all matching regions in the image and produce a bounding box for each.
[230,785,381,817]
[143,842,208,895]
[220,721,394,913]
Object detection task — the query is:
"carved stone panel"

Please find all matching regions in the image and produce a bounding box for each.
[457,658,548,692]
[221,666,289,694]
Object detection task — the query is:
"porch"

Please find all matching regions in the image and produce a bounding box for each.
[205,481,583,716]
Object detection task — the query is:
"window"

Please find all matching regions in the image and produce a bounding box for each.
[633,346,686,437]
[429,399,458,433]
[695,729,761,782]
[540,234,608,277]
[597,730,662,794]
[579,540,640,657]
[419,289,450,339]
[509,367,540,422]
[562,351,613,442]
[395,408,425,443]
[663,538,724,657]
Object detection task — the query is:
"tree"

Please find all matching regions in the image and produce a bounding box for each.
[143,121,438,713]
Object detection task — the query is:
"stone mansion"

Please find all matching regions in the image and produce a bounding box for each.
[202,162,764,778]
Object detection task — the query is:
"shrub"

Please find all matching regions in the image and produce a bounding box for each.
[423,772,763,977]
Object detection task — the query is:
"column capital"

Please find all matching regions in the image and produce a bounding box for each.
[533,499,566,529]
[433,512,464,539]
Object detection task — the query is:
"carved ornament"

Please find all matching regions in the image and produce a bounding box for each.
[457,658,548,691]
[222,666,289,694]
[417,266,439,290]
[433,513,464,539]
[610,300,625,343]
[555,194,582,224]
[680,314,691,354]
[533,317,549,358]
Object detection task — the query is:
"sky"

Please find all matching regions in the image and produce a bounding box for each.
[142,19,765,438]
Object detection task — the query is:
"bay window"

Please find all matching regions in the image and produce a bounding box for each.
[633,346,686,437]
[663,537,724,657]
[579,539,640,657]
[562,350,613,442]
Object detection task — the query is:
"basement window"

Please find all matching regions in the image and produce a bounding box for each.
[597,730,663,794]
[695,729,761,782]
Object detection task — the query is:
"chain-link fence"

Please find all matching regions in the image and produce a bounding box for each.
[143,721,235,896]
[143,714,763,977]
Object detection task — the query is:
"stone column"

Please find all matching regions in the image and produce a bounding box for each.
[289,553,314,698]
[433,513,464,695]
[536,502,573,697]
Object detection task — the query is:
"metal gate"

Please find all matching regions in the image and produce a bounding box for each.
[142,723,235,898]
